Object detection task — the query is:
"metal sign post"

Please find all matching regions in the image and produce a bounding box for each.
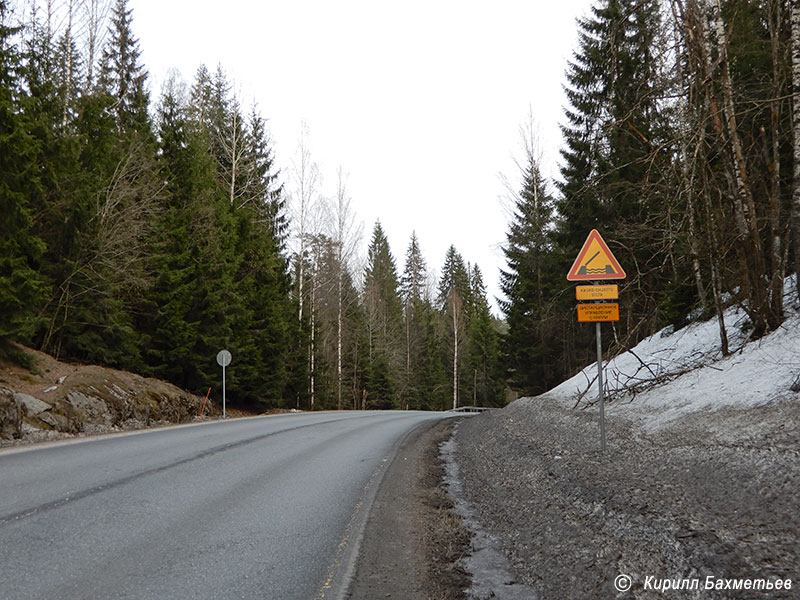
[567,230,626,454]
[216,350,232,419]
[596,321,606,453]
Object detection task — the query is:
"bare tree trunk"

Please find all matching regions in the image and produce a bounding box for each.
[766,0,784,322]
[291,124,319,324]
[712,0,770,334]
[83,0,110,88]
[337,263,343,410]
[228,107,239,206]
[310,266,316,409]
[704,174,730,356]
[671,0,708,309]
[331,168,360,410]
[405,303,411,404]
[45,0,54,46]
[792,3,800,299]
[685,164,708,309]
[62,0,75,127]
[451,293,459,411]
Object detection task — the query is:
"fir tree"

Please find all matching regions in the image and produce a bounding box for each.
[400,232,427,305]
[400,232,430,409]
[139,75,252,398]
[556,0,675,368]
[0,1,48,350]
[247,107,287,248]
[98,0,149,135]
[363,221,402,408]
[466,265,503,406]
[437,245,471,310]
[499,138,560,394]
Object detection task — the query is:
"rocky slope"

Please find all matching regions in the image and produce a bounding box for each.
[0,344,216,445]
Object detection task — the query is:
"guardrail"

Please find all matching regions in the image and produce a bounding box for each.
[450,406,490,413]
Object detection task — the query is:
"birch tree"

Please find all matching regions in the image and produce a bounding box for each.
[81,0,110,87]
[327,168,361,410]
[438,246,470,410]
[289,122,320,324]
[793,1,800,298]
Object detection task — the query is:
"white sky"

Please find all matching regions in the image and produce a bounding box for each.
[131,0,595,314]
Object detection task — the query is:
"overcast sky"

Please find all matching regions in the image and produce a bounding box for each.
[131,0,595,313]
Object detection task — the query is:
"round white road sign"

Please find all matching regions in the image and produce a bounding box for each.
[216,349,232,367]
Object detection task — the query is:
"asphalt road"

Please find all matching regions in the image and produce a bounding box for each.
[0,411,449,600]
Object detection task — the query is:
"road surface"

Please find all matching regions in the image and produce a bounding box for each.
[0,411,449,600]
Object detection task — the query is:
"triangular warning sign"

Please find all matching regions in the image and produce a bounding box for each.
[566,230,626,281]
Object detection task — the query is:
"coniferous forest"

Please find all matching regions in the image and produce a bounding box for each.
[1,0,799,409]
[0,0,505,411]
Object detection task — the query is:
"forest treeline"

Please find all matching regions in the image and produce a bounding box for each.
[0,0,505,411]
[2,0,799,409]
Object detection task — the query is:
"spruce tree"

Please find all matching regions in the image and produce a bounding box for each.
[557,0,675,366]
[559,0,669,245]
[0,1,48,350]
[142,75,257,400]
[466,266,503,406]
[400,232,427,305]
[437,245,471,310]
[499,139,561,394]
[247,107,287,248]
[98,0,149,134]
[400,232,430,409]
[363,221,402,408]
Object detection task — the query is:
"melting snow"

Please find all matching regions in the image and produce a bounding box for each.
[541,277,800,430]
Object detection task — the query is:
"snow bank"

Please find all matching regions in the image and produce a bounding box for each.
[539,279,800,430]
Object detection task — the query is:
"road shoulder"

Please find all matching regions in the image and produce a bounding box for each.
[346,418,470,600]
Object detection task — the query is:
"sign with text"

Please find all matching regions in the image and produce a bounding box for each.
[576,284,619,301]
[577,303,620,322]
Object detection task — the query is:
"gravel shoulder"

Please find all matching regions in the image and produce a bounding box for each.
[454,396,800,599]
[347,417,471,600]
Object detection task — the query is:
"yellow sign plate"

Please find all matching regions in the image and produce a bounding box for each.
[576,285,618,301]
[577,303,620,322]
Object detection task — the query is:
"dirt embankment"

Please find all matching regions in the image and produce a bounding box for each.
[454,397,799,599]
[0,344,217,445]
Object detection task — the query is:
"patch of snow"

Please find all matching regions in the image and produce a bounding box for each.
[540,276,800,431]
[441,425,540,600]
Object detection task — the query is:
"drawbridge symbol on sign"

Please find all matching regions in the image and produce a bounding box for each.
[578,251,616,276]
[567,229,626,281]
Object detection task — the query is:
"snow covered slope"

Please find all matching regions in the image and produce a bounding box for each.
[542,279,800,430]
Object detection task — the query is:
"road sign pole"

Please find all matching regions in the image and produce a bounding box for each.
[567,230,623,454]
[216,349,232,420]
[596,321,605,453]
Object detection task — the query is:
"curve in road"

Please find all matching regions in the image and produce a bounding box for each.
[0,411,449,600]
